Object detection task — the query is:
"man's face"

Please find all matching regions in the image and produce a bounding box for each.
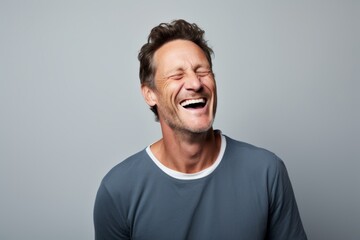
[145,39,217,134]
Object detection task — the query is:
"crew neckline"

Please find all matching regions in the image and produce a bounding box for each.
[146,133,226,180]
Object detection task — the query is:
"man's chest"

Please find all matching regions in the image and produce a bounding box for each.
[127,178,269,240]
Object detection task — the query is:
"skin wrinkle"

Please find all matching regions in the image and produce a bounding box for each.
[141,39,220,173]
[152,40,216,134]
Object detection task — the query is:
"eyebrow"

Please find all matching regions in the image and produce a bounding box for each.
[165,63,211,76]
[193,63,211,70]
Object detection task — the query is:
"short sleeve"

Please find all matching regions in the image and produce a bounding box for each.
[93,182,130,240]
[267,157,307,240]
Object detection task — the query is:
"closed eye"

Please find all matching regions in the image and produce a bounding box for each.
[196,70,212,78]
[169,74,184,80]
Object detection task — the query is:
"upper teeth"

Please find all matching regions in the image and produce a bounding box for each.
[180,98,205,107]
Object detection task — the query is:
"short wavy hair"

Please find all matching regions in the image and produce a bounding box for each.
[138,19,214,120]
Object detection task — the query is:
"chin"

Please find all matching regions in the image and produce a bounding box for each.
[162,113,215,134]
[184,121,214,134]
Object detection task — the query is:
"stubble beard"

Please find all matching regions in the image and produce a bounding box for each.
[161,105,216,137]
[158,93,217,137]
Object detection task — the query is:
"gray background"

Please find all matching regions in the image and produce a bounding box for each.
[1,0,359,239]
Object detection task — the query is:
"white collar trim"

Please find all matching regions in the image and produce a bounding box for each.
[146,133,226,180]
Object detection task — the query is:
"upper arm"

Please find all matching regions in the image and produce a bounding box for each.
[94,183,130,240]
[267,157,307,240]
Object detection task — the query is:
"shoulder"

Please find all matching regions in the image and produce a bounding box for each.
[100,149,153,194]
[224,135,282,166]
[221,134,289,191]
[221,134,287,182]
[94,150,152,238]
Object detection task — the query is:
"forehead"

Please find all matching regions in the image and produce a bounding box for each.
[153,40,210,73]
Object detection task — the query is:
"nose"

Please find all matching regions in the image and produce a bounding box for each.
[184,72,203,91]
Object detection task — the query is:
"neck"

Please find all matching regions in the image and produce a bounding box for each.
[151,127,221,173]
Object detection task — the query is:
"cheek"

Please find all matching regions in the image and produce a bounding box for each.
[155,83,179,108]
[155,77,176,91]
[163,82,183,98]
[202,77,216,92]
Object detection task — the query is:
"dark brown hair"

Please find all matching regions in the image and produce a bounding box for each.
[138,19,214,119]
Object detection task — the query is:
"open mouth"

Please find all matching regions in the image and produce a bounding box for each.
[180,98,207,109]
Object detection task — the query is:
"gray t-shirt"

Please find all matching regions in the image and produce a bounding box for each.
[94,134,307,240]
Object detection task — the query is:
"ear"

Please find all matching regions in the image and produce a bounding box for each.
[141,85,157,107]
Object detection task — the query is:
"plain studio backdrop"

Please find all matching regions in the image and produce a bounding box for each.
[1,1,359,239]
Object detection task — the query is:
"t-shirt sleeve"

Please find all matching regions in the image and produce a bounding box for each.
[267,157,307,240]
[93,182,130,240]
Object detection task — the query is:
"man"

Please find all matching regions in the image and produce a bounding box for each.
[94,19,307,240]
